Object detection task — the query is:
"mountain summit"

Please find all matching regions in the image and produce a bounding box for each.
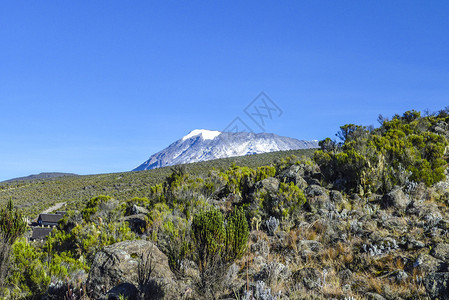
[133,129,318,171]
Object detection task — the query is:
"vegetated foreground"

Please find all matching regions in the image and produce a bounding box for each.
[1,108,449,299]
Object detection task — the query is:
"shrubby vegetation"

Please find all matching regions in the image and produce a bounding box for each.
[0,149,314,219]
[315,109,449,194]
[0,200,27,293]
[1,108,449,299]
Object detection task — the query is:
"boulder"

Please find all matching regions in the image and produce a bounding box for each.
[122,214,147,234]
[106,283,139,300]
[256,177,280,194]
[329,190,344,203]
[292,268,322,291]
[87,240,177,300]
[410,254,447,274]
[130,205,150,215]
[424,272,449,300]
[381,188,410,210]
[280,165,308,190]
[296,240,322,253]
[304,185,334,213]
[430,243,449,261]
[338,269,353,285]
[365,293,387,300]
[247,177,280,218]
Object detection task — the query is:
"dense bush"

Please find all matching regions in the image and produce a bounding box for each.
[225,207,249,261]
[0,200,27,292]
[191,207,249,299]
[315,109,449,194]
[6,238,51,299]
[192,208,226,273]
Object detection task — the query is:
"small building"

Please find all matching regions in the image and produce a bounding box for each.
[37,213,64,227]
[31,227,53,241]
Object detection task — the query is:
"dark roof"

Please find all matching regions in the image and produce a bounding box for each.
[31,227,53,240]
[38,214,64,223]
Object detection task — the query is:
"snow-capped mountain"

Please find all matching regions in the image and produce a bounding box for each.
[133,129,319,171]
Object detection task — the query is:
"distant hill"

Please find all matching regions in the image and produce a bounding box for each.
[2,172,78,183]
[0,149,314,217]
[134,129,318,171]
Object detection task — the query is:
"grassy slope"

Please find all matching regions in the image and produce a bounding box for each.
[0,149,316,217]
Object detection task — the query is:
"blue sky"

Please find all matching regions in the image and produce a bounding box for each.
[1,1,448,181]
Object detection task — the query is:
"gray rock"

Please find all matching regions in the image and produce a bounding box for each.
[130,205,150,215]
[306,178,321,186]
[405,238,426,250]
[122,214,147,234]
[412,254,447,273]
[280,165,308,189]
[256,177,280,194]
[250,239,270,259]
[293,268,322,291]
[295,176,308,190]
[424,272,449,300]
[338,269,353,285]
[430,243,449,261]
[105,283,138,300]
[365,292,387,300]
[381,188,410,210]
[305,184,326,197]
[395,270,408,282]
[296,240,322,252]
[305,185,334,213]
[248,177,280,218]
[383,217,408,234]
[252,255,267,271]
[329,190,344,203]
[87,240,177,300]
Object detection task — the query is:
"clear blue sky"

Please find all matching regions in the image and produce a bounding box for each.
[1,1,448,181]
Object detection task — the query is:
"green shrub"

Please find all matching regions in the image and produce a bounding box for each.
[315,110,449,193]
[0,200,27,289]
[225,207,249,261]
[192,208,225,272]
[81,195,112,222]
[6,238,50,299]
[0,200,27,245]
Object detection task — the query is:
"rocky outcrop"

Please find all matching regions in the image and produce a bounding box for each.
[430,243,449,261]
[122,214,147,234]
[280,165,308,189]
[424,272,449,300]
[130,205,150,215]
[304,185,334,213]
[381,188,410,210]
[87,240,178,300]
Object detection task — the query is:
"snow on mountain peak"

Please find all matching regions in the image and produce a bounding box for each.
[182,129,221,141]
[133,131,319,171]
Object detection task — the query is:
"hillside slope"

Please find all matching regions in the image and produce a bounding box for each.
[0,149,315,217]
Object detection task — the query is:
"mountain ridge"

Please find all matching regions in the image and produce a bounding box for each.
[133,129,318,171]
[2,172,78,183]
